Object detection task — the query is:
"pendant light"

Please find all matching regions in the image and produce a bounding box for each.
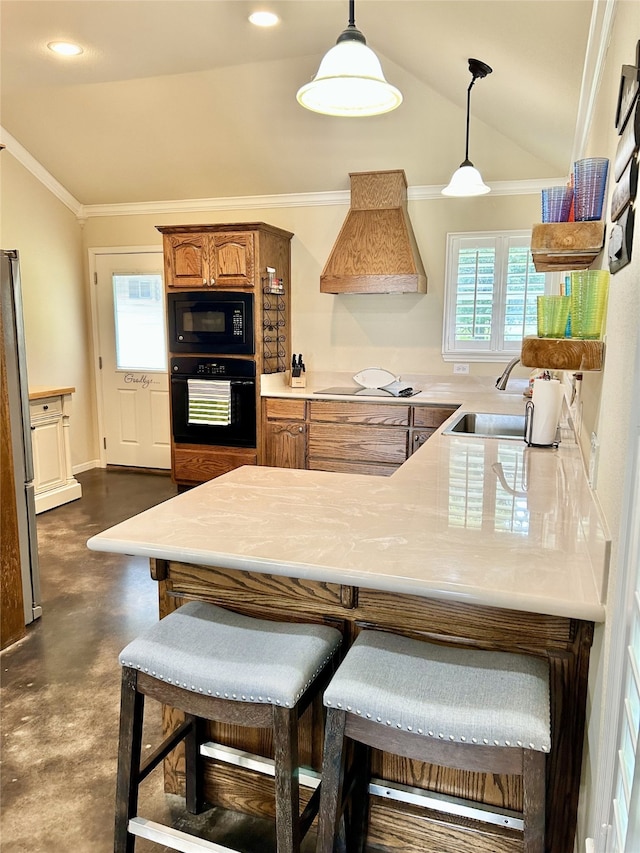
[442,58,493,197]
[296,0,402,117]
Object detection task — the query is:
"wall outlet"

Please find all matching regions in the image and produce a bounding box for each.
[589,432,600,488]
[453,363,470,375]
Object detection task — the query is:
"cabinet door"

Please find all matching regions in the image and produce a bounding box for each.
[210,232,255,288]
[164,234,209,288]
[409,429,433,455]
[31,417,66,493]
[264,421,306,469]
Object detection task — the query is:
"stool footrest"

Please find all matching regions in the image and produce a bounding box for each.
[128,817,234,853]
[200,741,322,789]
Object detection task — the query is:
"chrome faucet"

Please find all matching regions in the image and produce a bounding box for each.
[495,356,521,391]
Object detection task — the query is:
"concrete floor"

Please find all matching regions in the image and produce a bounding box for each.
[1,468,316,853]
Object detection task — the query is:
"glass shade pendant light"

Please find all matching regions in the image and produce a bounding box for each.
[296,0,402,117]
[442,58,493,197]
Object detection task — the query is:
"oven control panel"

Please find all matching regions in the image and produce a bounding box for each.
[170,357,256,378]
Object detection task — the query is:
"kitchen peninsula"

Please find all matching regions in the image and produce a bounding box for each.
[88,380,607,853]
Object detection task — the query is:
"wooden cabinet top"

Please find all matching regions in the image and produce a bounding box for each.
[29,386,75,400]
[156,222,294,240]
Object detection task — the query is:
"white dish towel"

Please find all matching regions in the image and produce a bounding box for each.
[187,379,231,426]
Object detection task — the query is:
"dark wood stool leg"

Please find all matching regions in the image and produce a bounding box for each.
[114,667,145,853]
[523,750,546,853]
[273,705,301,853]
[316,708,348,853]
[185,714,205,814]
[347,741,371,853]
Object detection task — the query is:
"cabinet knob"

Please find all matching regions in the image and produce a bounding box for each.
[298,426,304,433]
[202,278,207,285]
[43,405,49,411]
[210,278,215,286]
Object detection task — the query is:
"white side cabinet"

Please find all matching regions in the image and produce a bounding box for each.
[29,387,82,514]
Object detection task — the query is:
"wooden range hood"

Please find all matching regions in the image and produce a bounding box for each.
[320,170,427,294]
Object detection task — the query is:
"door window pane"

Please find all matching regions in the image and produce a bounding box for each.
[113,274,166,370]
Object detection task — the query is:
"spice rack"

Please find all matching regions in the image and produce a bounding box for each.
[261,267,288,374]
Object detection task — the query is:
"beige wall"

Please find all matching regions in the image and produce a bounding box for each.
[83,190,539,381]
[0,154,98,468]
[576,0,640,844]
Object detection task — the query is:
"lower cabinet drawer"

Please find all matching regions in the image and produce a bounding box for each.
[307,458,400,477]
[412,406,459,428]
[173,444,257,484]
[264,398,306,420]
[29,396,63,418]
[308,423,408,464]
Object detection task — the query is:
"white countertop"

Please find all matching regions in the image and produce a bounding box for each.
[259,370,515,406]
[87,376,608,623]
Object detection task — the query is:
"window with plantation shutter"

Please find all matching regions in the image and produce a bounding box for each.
[443,231,549,361]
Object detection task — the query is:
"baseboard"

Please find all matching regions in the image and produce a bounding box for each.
[72,459,101,474]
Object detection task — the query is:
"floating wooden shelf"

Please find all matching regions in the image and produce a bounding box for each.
[530,221,606,272]
[521,336,605,371]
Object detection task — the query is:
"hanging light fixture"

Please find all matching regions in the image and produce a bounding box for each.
[442,58,493,197]
[296,0,402,117]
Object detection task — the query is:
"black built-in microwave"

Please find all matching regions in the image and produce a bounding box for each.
[167,291,254,354]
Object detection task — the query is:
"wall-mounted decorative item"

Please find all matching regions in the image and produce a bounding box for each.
[609,206,635,274]
[614,97,639,179]
[610,43,639,274]
[610,155,638,222]
[615,46,640,133]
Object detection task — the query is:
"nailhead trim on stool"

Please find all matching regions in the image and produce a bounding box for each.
[316,630,550,853]
[114,601,342,853]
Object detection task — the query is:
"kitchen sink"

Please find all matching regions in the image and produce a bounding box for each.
[443,411,526,440]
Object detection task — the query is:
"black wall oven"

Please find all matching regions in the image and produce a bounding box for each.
[171,357,256,448]
[168,291,254,354]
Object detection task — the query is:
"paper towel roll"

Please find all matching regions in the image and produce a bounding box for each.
[529,379,562,446]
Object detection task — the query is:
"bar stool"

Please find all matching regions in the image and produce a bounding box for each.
[316,630,550,853]
[114,600,342,853]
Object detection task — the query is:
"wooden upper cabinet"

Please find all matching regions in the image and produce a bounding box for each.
[210,232,255,288]
[164,234,208,288]
[162,231,255,289]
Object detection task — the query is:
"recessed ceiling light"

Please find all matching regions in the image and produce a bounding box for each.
[248,11,280,27]
[47,41,84,56]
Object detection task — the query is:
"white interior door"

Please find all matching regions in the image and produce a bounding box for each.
[94,252,170,469]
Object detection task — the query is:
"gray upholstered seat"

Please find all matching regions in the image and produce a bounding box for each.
[119,600,342,708]
[116,601,343,853]
[324,630,550,751]
[317,630,551,853]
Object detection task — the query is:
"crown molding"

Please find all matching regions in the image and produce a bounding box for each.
[0,126,83,217]
[81,189,351,218]
[0,122,568,219]
[81,177,565,219]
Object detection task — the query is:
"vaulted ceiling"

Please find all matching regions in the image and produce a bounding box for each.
[0,0,596,206]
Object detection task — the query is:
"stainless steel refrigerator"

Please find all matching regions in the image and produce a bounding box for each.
[1,249,42,624]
